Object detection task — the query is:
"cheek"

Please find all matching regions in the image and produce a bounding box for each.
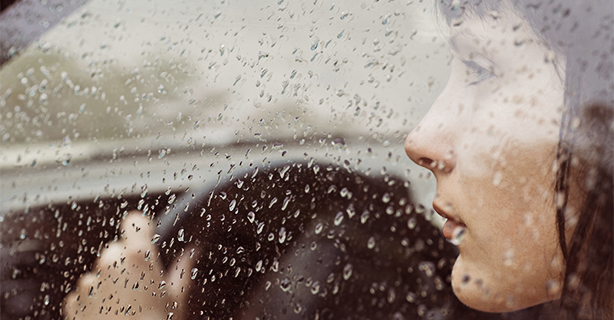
[449,139,564,311]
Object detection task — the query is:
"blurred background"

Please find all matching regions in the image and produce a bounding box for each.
[1,0,450,208]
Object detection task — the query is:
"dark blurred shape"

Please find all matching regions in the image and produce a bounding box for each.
[0,0,89,66]
[1,160,542,319]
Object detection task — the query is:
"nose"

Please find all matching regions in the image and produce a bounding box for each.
[405,112,456,175]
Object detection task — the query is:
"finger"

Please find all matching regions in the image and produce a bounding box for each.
[97,242,125,273]
[120,212,154,246]
[167,246,199,307]
[119,212,162,266]
[63,291,80,319]
[64,274,97,318]
[76,274,99,296]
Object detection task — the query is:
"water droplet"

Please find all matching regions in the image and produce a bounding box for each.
[247,211,255,223]
[449,225,466,246]
[168,194,176,204]
[141,184,148,198]
[310,241,317,251]
[278,227,287,243]
[280,277,292,292]
[460,274,471,288]
[419,261,435,277]
[546,279,561,296]
[256,260,263,272]
[311,37,319,50]
[382,193,391,203]
[387,288,396,303]
[191,268,198,279]
[177,228,185,242]
[257,222,265,234]
[311,281,321,294]
[229,199,236,211]
[294,302,303,314]
[367,236,376,249]
[382,15,390,25]
[346,204,356,218]
[360,210,370,224]
[492,171,503,186]
[504,249,514,266]
[334,212,344,226]
[406,292,416,303]
[61,153,71,166]
[386,206,394,215]
[258,51,269,60]
[269,197,278,208]
[313,164,320,175]
[343,263,353,280]
[314,222,323,234]
[407,216,417,229]
[281,196,290,211]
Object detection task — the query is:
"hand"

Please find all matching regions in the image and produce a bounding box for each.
[63,211,196,320]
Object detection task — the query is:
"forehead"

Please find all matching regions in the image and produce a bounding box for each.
[447,10,534,55]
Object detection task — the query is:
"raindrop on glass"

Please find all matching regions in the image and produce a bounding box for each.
[280,277,292,292]
[314,222,323,234]
[343,263,353,280]
[367,236,376,249]
[334,211,344,226]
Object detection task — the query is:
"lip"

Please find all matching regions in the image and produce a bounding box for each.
[432,201,467,241]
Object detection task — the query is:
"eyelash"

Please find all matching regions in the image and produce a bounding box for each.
[463,60,495,86]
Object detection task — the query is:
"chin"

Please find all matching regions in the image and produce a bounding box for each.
[450,254,552,313]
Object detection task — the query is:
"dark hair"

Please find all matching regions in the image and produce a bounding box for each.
[436,0,613,319]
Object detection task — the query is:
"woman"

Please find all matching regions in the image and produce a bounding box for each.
[405,0,612,318]
[63,0,613,319]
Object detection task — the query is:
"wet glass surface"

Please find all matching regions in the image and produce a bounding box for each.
[0,0,568,319]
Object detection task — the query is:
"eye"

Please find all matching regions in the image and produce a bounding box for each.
[463,59,495,86]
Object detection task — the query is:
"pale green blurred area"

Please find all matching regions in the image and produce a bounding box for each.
[0,0,449,146]
[0,0,450,215]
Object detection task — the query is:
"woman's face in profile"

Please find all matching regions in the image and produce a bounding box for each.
[405,5,568,313]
